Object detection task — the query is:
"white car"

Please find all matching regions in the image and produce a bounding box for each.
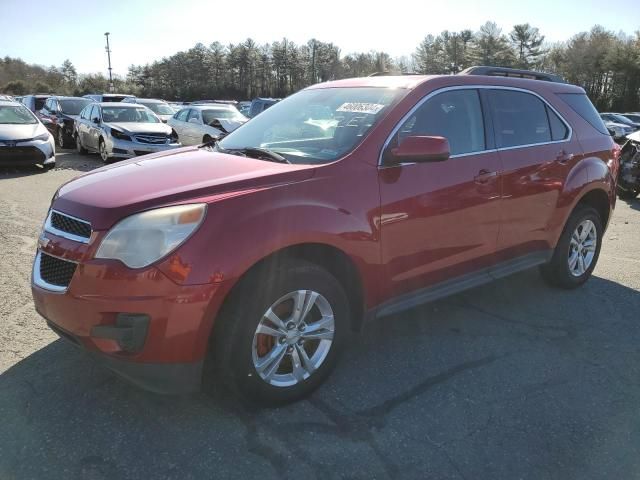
[122,98,176,123]
[167,104,248,145]
[0,100,55,170]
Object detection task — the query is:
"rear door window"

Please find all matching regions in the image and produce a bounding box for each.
[487,90,551,148]
[547,106,569,141]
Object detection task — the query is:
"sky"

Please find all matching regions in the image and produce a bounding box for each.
[0,0,638,76]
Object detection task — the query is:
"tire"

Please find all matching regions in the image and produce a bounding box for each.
[99,139,109,163]
[57,128,68,149]
[207,260,350,406]
[540,205,603,289]
[75,134,88,154]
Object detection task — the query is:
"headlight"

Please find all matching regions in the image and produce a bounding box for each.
[33,132,50,142]
[95,204,207,268]
[111,129,132,141]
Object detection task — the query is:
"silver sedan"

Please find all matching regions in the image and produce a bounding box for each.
[168,104,248,146]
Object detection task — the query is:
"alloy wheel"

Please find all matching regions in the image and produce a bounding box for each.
[568,219,597,277]
[99,142,109,163]
[252,290,335,387]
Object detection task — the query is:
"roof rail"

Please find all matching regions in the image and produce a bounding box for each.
[458,66,565,84]
[367,71,423,77]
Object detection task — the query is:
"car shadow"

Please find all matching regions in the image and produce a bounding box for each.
[0,149,101,179]
[2,270,640,479]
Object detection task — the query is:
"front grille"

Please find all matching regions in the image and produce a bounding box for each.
[50,211,91,239]
[40,253,77,287]
[133,134,168,145]
[0,146,46,165]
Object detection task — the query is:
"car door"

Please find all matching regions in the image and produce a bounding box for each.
[87,105,102,150]
[185,109,205,144]
[485,88,581,262]
[78,105,93,147]
[170,109,190,143]
[378,88,502,299]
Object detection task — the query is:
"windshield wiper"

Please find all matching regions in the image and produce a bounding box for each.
[240,147,290,164]
[207,141,291,164]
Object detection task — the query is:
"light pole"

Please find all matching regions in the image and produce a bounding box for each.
[104,32,114,92]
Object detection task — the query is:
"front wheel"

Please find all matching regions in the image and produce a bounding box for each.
[208,261,349,405]
[540,205,603,289]
[99,139,109,163]
[75,134,88,154]
[57,128,69,149]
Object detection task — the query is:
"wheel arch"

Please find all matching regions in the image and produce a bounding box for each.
[210,242,366,343]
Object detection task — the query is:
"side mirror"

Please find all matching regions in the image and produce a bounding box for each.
[387,135,450,164]
[92,117,100,124]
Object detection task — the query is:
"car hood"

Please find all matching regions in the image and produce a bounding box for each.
[54,146,316,230]
[0,123,45,140]
[106,122,172,135]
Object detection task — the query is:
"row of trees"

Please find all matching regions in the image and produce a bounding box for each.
[2,22,639,111]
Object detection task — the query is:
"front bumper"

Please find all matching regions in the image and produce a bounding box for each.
[0,138,55,167]
[107,137,181,159]
[31,229,227,394]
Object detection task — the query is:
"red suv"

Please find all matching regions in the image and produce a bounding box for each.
[32,67,618,404]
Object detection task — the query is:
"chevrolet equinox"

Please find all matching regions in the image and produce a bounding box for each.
[32,67,619,405]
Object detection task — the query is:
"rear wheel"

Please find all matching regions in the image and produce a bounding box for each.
[208,260,349,405]
[540,205,603,289]
[75,134,87,154]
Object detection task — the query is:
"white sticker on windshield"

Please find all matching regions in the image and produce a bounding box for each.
[336,103,385,115]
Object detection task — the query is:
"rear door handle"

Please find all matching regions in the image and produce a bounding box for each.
[474,169,498,183]
[556,150,574,164]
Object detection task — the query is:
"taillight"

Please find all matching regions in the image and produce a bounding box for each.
[609,142,621,178]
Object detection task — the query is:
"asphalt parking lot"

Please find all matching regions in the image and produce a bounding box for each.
[1,150,640,480]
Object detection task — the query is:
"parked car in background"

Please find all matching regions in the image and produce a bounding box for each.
[121,98,175,123]
[167,102,184,112]
[21,94,52,112]
[600,115,635,141]
[617,130,640,199]
[600,112,640,130]
[0,99,55,170]
[191,100,239,106]
[168,104,248,145]
[248,97,280,117]
[238,101,251,116]
[38,96,93,148]
[0,94,14,101]
[32,67,618,404]
[621,113,640,124]
[74,102,180,163]
[83,93,132,103]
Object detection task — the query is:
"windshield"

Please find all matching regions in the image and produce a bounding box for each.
[624,114,640,123]
[219,87,404,164]
[102,106,160,123]
[141,102,174,115]
[0,105,37,124]
[59,99,91,115]
[202,108,245,124]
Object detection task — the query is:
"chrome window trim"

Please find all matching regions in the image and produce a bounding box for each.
[378,85,573,166]
[44,209,92,244]
[32,250,78,293]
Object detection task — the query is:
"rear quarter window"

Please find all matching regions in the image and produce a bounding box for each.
[557,93,608,135]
